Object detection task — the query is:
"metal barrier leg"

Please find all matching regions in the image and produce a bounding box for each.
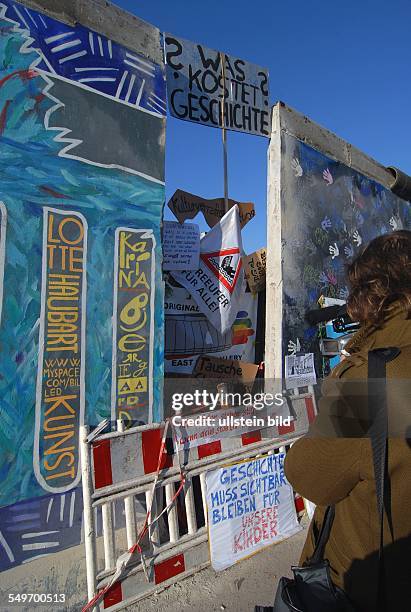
[145,488,161,548]
[184,478,197,535]
[117,420,138,548]
[102,502,116,570]
[199,472,208,527]
[80,425,98,606]
[165,483,179,543]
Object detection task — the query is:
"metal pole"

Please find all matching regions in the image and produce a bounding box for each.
[220,52,229,212]
[223,127,229,212]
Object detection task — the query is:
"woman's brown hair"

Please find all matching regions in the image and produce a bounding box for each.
[346,230,411,326]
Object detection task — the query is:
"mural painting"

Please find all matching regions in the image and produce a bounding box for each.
[0,0,165,569]
[281,134,411,376]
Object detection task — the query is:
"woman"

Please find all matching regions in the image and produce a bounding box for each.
[285,230,411,611]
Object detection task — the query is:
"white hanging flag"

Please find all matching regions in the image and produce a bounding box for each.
[171,206,245,334]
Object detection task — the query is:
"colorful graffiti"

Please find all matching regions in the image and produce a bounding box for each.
[281,134,411,374]
[0,1,165,569]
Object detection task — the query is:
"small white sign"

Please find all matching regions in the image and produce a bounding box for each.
[285,352,317,389]
[163,221,200,270]
[206,454,300,571]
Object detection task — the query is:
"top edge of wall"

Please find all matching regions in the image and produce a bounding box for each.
[17,0,163,64]
[271,101,395,191]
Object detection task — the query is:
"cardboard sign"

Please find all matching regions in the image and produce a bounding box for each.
[163,221,200,271]
[243,248,266,293]
[206,454,300,570]
[172,206,245,334]
[285,353,317,389]
[164,35,270,137]
[168,189,255,229]
[194,355,258,385]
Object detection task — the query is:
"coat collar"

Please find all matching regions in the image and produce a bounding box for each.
[330,302,411,377]
[345,302,411,354]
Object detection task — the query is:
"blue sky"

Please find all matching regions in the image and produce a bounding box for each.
[117,0,411,254]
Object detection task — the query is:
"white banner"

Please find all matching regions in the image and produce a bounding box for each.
[206,454,301,571]
[172,206,245,334]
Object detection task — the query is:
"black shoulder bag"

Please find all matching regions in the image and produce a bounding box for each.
[255,347,399,612]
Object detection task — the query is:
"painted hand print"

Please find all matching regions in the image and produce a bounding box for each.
[291,157,303,177]
[322,168,333,185]
[329,242,339,259]
[352,229,362,246]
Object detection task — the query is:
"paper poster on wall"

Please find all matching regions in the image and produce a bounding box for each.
[163,220,200,271]
[243,247,266,293]
[206,454,300,571]
[168,189,255,229]
[172,206,245,334]
[285,353,317,389]
[165,35,270,137]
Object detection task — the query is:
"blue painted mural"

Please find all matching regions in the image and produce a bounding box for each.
[0,1,165,569]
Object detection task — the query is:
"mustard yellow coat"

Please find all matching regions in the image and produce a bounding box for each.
[285,305,411,612]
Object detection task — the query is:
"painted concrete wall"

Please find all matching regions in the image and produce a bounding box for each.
[266,103,410,381]
[0,0,166,598]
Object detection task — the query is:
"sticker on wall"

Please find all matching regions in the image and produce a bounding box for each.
[285,353,316,389]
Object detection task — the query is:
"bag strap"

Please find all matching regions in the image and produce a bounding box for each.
[307,347,399,574]
[308,505,335,565]
[367,347,399,612]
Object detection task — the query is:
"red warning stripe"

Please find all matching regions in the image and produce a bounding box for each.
[305,396,316,423]
[93,439,113,489]
[241,430,262,445]
[142,427,174,474]
[103,581,123,608]
[197,440,222,459]
[154,553,185,584]
[278,420,295,436]
[294,493,305,515]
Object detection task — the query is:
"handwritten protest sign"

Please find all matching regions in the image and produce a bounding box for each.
[165,35,270,137]
[206,454,300,570]
[243,248,266,293]
[194,355,258,385]
[163,221,200,271]
[168,189,255,229]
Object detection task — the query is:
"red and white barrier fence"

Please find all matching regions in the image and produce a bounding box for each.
[81,392,317,611]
